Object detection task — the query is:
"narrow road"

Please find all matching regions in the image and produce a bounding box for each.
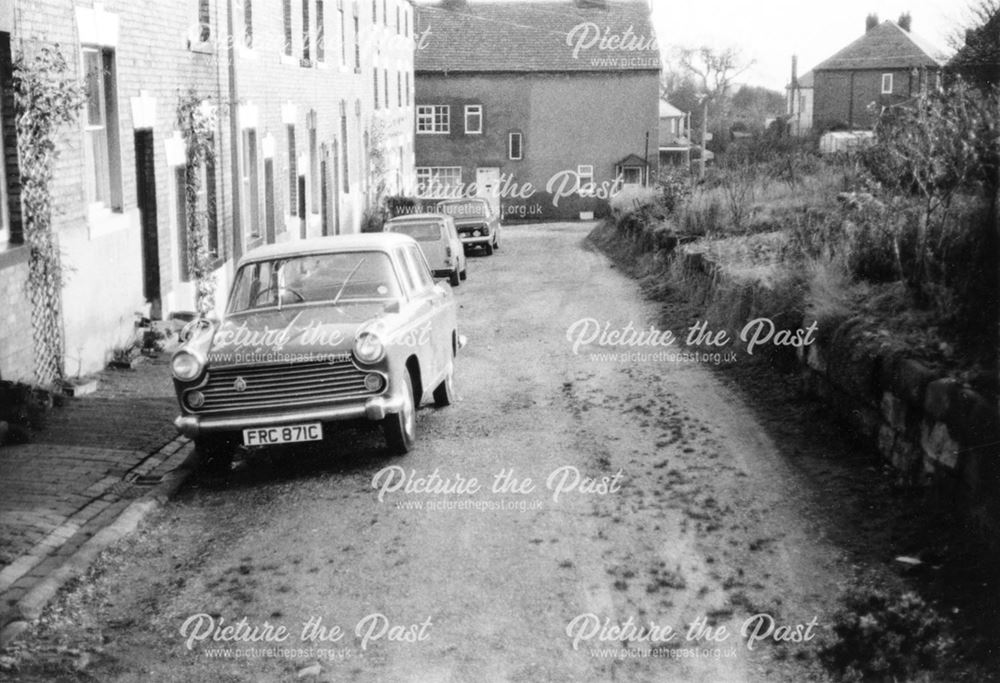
[13,222,847,682]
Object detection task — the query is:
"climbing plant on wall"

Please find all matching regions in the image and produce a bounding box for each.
[176,90,219,314]
[12,44,85,386]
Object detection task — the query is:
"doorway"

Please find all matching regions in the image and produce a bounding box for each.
[475,167,501,217]
[134,129,160,317]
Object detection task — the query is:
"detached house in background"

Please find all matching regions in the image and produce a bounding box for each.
[785,55,814,136]
[658,100,691,168]
[413,0,660,221]
[811,14,945,132]
[0,0,415,384]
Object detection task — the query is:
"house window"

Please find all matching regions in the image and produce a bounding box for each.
[416,167,462,198]
[309,120,319,214]
[282,0,293,56]
[0,122,8,247]
[881,73,893,94]
[340,107,350,193]
[82,47,122,211]
[372,0,377,23]
[302,0,311,64]
[243,0,253,48]
[242,129,260,239]
[264,157,277,240]
[396,4,400,33]
[405,72,410,106]
[316,0,325,61]
[464,105,482,134]
[508,132,523,160]
[198,0,211,41]
[287,124,297,214]
[384,69,389,109]
[353,15,360,71]
[404,6,408,36]
[338,0,346,64]
[577,164,594,185]
[383,0,387,25]
[373,69,379,109]
[416,105,449,133]
[397,73,402,107]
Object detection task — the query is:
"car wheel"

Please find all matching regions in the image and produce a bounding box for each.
[196,434,234,476]
[433,364,455,407]
[459,268,467,281]
[383,371,416,455]
[449,269,460,287]
[493,237,500,251]
[483,242,494,256]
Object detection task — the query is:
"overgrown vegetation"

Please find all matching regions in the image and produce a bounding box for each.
[820,587,954,682]
[13,44,86,386]
[176,91,219,314]
[609,81,999,387]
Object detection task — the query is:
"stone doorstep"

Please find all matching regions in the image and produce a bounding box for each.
[0,436,192,616]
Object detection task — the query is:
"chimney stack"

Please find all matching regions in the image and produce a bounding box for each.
[866,13,879,32]
[791,55,798,86]
[897,12,912,32]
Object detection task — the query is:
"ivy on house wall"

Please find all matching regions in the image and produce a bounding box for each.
[12,44,85,386]
[176,90,219,314]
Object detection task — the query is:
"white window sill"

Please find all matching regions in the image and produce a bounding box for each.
[87,205,138,240]
[188,40,215,55]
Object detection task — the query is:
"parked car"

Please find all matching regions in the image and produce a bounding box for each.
[384,213,467,286]
[171,233,464,472]
[435,198,501,255]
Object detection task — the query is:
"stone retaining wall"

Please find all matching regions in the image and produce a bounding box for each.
[677,245,1000,546]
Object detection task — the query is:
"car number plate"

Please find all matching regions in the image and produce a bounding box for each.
[243,423,323,446]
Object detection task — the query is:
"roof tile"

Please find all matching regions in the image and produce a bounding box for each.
[415,1,660,73]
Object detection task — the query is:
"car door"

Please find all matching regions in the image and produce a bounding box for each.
[400,244,452,390]
[446,217,464,272]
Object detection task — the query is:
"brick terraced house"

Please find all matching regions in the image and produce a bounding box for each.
[413,0,660,222]
[812,15,945,132]
[0,0,415,383]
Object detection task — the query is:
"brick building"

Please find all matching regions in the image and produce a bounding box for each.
[413,0,660,222]
[812,16,945,132]
[0,0,415,383]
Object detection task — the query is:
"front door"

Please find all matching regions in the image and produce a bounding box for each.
[475,167,500,217]
[134,129,160,317]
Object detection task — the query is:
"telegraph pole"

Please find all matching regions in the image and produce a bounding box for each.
[699,95,709,180]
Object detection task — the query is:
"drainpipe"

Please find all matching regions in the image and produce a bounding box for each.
[226,0,243,261]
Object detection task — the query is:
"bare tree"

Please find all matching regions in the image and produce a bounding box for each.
[675,46,753,177]
[675,46,753,105]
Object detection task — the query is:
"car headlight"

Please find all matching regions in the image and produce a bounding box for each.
[354,331,386,364]
[172,351,204,381]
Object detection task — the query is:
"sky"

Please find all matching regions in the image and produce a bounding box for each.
[649,0,969,91]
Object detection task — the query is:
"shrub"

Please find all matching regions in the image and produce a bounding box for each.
[820,587,954,682]
[385,195,419,218]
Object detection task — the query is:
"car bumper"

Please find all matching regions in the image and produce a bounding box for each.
[459,235,492,245]
[174,394,406,439]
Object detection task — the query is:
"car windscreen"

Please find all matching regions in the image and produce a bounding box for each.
[227,251,401,312]
[437,201,486,218]
[387,222,443,242]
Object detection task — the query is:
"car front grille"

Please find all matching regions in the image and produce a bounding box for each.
[186,359,381,414]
